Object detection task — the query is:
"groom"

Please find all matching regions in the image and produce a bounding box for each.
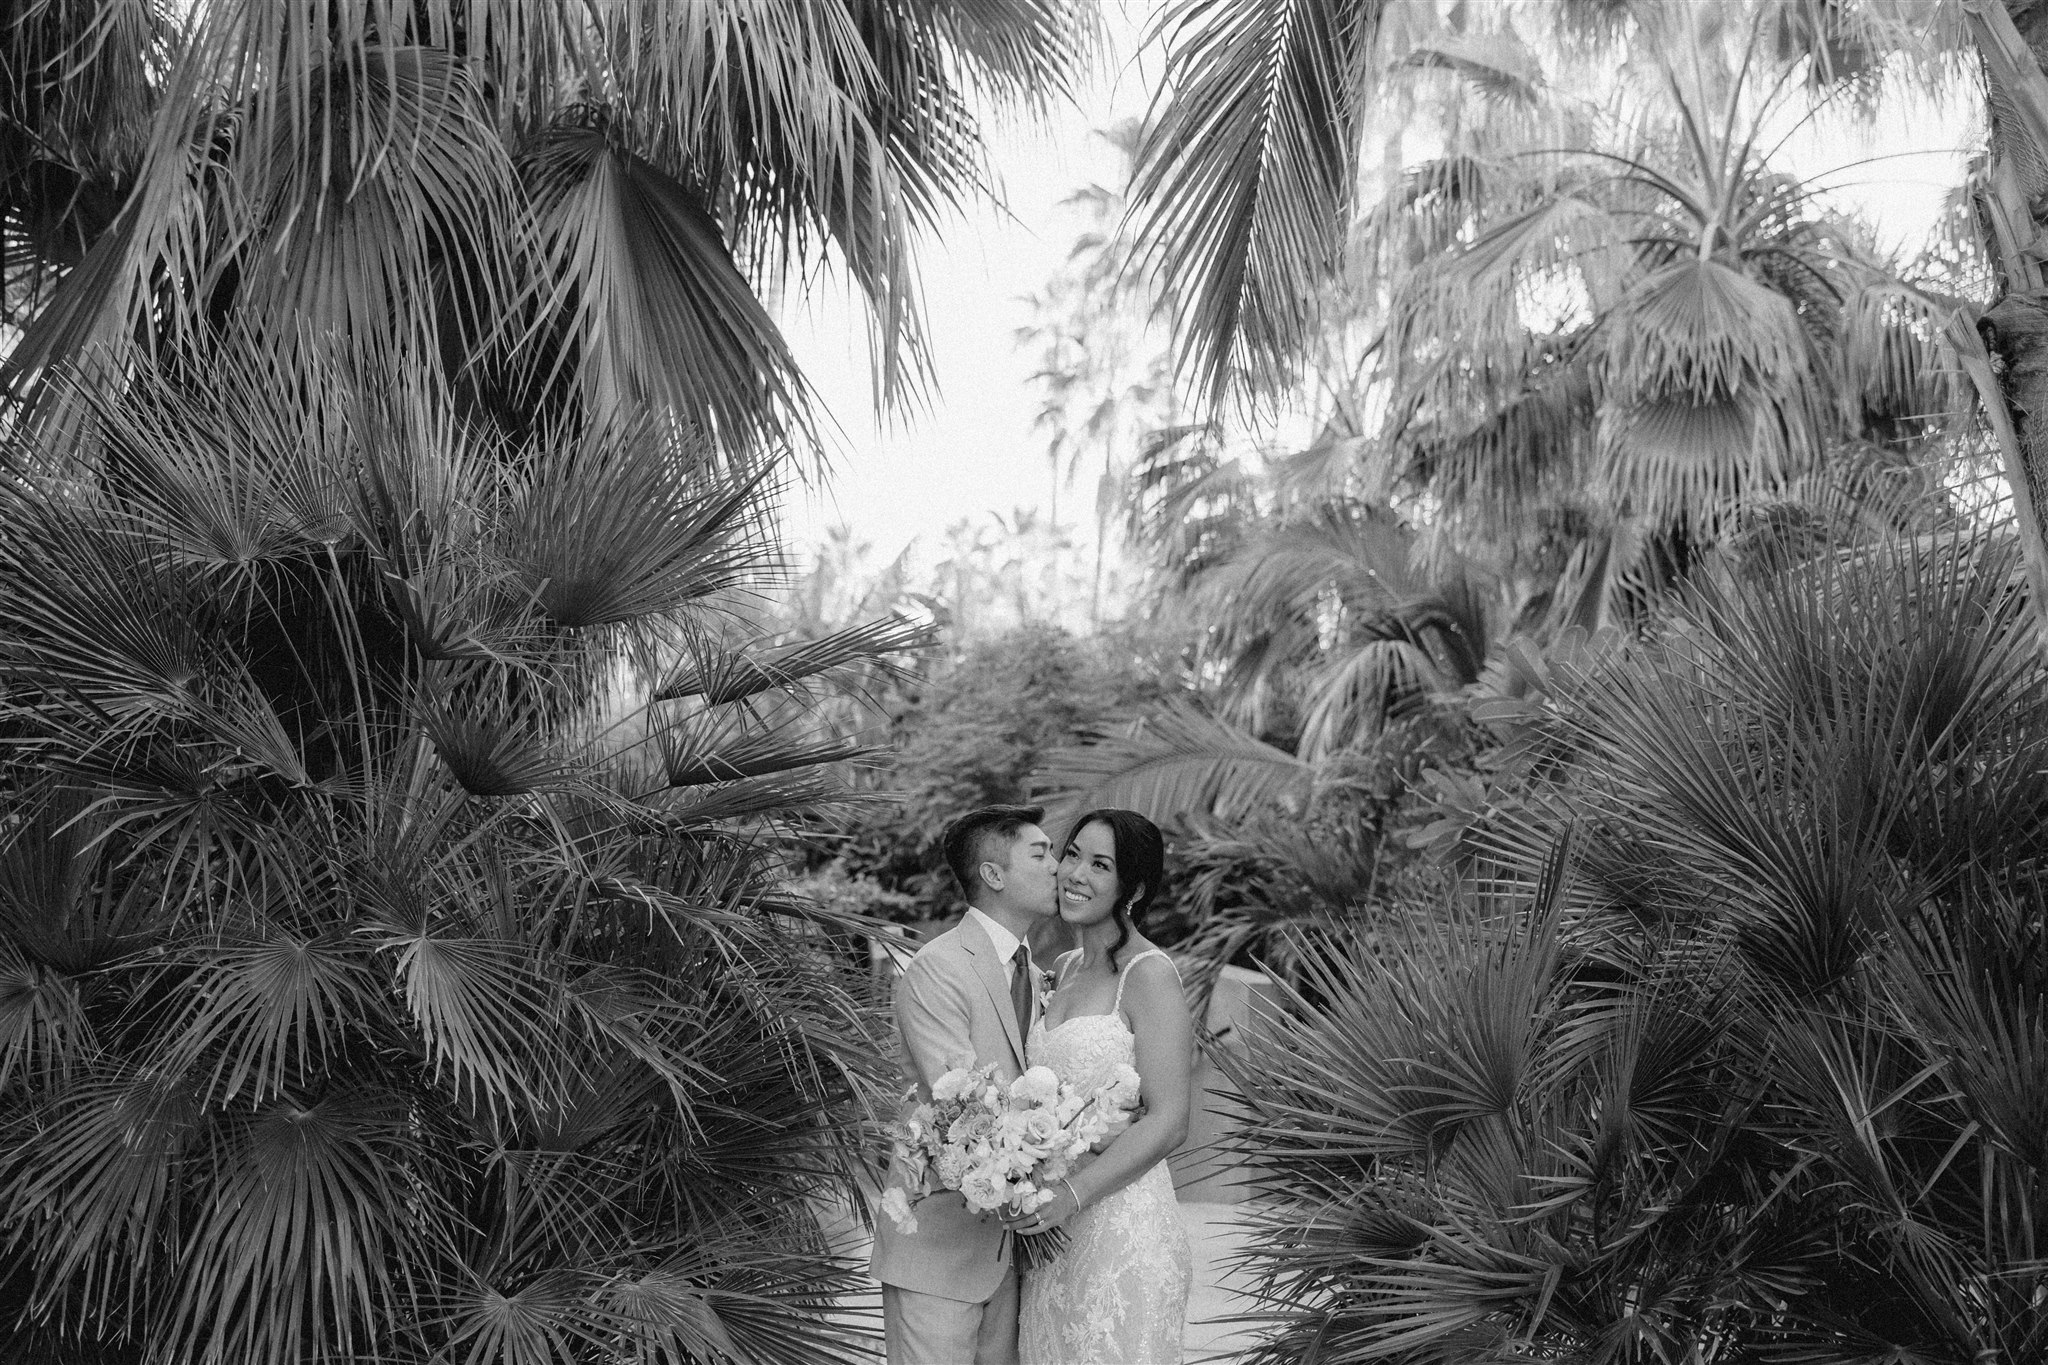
[872,804,1061,1365]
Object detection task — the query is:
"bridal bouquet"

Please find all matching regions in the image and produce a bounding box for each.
[881,1057,1143,1265]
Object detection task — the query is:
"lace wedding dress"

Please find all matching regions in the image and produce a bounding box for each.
[1018,948,1194,1365]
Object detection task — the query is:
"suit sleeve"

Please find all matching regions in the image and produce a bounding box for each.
[895,954,976,1100]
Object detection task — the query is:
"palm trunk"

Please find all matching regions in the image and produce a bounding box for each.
[1962,0,2048,620]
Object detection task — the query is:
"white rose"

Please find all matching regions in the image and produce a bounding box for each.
[1009,1066,1061,1108]
[880,1186,919,1235]
[1016,1107,1063,1154]
[959,1165,1008,1212]
[948,1111,996,1148]
[1102,1064,1142,1109]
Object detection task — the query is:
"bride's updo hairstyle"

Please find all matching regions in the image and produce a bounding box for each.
[1062,808,1166,968]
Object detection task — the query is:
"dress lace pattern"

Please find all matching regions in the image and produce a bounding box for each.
[1018,949,1194,1365]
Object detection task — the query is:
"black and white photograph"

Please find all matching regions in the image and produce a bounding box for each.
[0,1,2037,1362]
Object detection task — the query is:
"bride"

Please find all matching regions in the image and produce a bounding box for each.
[1006,808,1195,1365]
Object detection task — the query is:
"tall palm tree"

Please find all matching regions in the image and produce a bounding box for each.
[0,3,1092,1361]
[1050,0,1987,840]
[1,0,1090,433]
[1132,0,1976,609]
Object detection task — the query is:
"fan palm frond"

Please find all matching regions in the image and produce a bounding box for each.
[522,124,811,452]
[1599,255,1823,524]
[150,927,380,1109]
[501,414,769,631]
[163,1086,423,1365]
[1034,699,1313,827]
[656,610,935,704]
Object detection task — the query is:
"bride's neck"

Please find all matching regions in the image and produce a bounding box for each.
[1075,919,1122,971]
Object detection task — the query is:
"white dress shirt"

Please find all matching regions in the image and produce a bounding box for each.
[965,906,1024,981]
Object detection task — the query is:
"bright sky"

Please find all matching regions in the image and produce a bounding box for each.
[776,34,1980,578]
[777,26,1159,569]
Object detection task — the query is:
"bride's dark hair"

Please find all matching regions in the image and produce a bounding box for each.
[1060,808,1166,968]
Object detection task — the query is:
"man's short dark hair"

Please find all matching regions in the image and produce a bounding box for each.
[940,804,1045,905]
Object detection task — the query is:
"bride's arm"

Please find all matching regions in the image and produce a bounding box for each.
[1053,957,1194,1218]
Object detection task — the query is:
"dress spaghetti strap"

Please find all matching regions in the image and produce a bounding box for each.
[1112,947,1173,1012]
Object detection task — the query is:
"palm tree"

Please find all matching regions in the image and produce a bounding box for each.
[1034,440,1505,827]
[0,3,1092,1360]
[1015,117,1176,625]
[2,0,1089,432]
[1133,0,1978,608]
[1045,0,1989,838]
[1222,533,2048,1362]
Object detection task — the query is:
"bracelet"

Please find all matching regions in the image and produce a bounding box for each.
[1061,1178,1082,1211]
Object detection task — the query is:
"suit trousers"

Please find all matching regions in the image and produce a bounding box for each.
[883,1269,1019,1365]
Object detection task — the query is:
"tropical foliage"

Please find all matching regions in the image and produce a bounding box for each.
[818,620,1177,917]
[0,351,906,1364]
[1026,2,2048,1360]
[1040,0,2000,962]
[1222,535,2048,1362]
[0,1,1088,1361]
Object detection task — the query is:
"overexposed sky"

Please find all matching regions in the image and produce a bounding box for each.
[778,24,1159,567]
[777,28,1979,573]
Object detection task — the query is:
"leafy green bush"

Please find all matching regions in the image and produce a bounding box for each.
[834,622,1176,914]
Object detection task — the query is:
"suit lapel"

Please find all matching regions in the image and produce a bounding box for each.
[958,914,1026,1071]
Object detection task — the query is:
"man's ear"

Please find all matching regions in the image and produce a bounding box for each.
[977,860,1006,896]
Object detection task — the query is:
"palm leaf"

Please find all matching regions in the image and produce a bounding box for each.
[500,414,768,631]
[2,1061,200,1323]
[227,46,520,371]
[1033,699,1313,827]
[0,496,204,718]
[522,123,811,451]
[1131,0,1376,405]
[1599,255,1822,524]
[166,1088,422,1365]
[360,912,568,1119]
[151,927,381,1108]
[0,944,92,1095]
[655,612,936,705]
[657,728,878,790]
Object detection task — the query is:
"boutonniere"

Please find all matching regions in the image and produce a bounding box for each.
[1036,968,1056,1005]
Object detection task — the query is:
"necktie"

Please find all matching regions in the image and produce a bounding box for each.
[1010,943,1034,1042]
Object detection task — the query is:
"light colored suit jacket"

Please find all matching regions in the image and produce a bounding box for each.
[871,913,1039,1302]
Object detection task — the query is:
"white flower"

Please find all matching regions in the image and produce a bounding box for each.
[880,1186,919,1235]
[935,1149,969,1188]
[947,1111,996,1148]
[959,1165,1008,1212]
[931,1068,974,1102]
[1102,1063,1142,1109]
[997,1106,1062,1157]
[1009,1066,1061,1108]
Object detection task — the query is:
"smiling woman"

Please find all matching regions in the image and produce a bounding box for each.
[1016,807,1193,1364]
